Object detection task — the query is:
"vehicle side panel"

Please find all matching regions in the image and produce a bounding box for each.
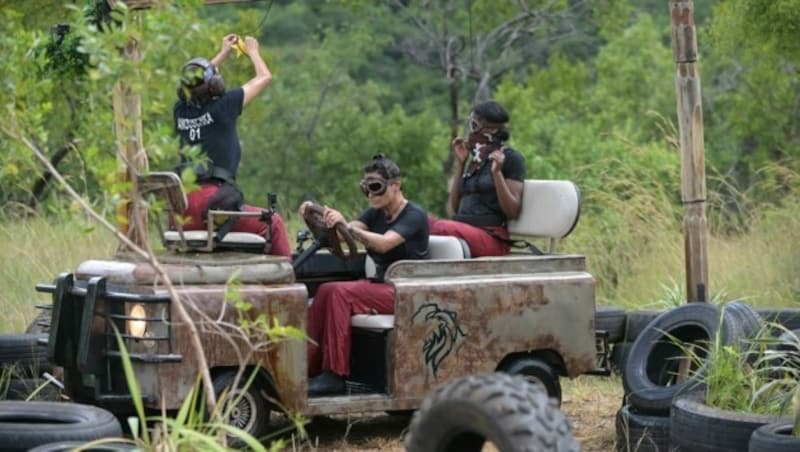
[389,271,595,400]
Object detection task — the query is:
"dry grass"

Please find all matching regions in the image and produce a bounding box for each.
[289,374,622,451]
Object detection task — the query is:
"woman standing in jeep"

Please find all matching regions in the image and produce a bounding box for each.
[173,34,290,257]
[299,155,429,396]
[428,101,526,257]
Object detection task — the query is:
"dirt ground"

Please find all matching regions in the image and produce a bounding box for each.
[288,374,624,451]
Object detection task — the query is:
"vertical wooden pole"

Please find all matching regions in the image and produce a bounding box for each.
[670,1,708,302]
[113,34,149,250]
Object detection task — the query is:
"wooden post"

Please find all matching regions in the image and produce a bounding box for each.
[111,15,149,250]
[670,1,708,302]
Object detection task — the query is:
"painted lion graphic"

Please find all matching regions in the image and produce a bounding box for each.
[412,303,466,377]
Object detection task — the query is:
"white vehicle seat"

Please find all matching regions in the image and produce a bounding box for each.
[507,179,581,253]
[138,172,266,252]
[354,235,469,331]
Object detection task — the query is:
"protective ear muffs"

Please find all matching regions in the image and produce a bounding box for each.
[179,57,226,100]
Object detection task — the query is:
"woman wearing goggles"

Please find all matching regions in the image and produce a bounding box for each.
[429,101,527,257]
[299,155,429,396]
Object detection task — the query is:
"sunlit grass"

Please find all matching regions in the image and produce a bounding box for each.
[0,215,112,333]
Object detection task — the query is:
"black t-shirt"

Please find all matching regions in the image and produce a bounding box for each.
[456,147,526,226]
[173,88,244,177]
[358,201,429,282]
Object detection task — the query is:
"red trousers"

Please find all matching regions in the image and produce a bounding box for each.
[307,279,395,378]
[182,183,291,258]
[428,216,510,257]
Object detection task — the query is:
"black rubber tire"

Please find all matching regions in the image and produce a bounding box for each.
[0,401,122,452]
[25,307,52,335]
[501,357,562,406]
[615,404,670,452]
[213,370,271,446]
[624,310,662,343]
[404,372,580,452]
[0,334,50,378]
[610,342,633,376]
[722,301,763,346]
[755,308,800,332]
[748,422,800,452]
[597,305,627,343]
[1,378,60,401]
[28,441,137,452]
[670,392,791,452]
[623,303,740,414]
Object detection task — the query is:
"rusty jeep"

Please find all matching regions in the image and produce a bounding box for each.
[35,173,598,440]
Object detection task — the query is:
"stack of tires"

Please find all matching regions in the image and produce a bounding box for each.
[0,333,58,401]
[615,301,763,452]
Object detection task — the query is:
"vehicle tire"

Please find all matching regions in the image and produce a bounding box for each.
[404,372,580,452]
[670,392,790,452]
[624,310,662,343]
[501,357,562,406]
[623,303,740,414]
[2,378,60,401]
[25,307,52,335]
[748,422,800,452]
[0,334,49,378]
[597,305,627,343]
[28,440,137,452]
[615,404,670,452]
[0,401,122,452]
[213,370,271,446]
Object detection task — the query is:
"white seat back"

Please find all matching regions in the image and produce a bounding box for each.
[363,235,469,279]
[507,180,580,239]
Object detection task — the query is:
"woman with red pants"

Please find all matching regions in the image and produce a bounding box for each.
[172,33,290,257]
[429,101,526,257]
[300,155,429,396]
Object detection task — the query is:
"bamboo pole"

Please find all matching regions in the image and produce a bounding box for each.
[670,1,708,302]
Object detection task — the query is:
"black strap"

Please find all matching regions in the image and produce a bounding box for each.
[481,227,545,256]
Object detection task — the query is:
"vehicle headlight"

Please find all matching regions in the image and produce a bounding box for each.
[128,304,147,338]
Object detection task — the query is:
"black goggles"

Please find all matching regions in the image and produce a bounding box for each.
[360,178,391,197]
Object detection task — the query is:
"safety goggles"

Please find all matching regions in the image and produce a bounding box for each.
[468,113,483,134]
[467,113,506,134]
[360,178,391,197]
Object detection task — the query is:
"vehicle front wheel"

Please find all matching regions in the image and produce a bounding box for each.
[501,357,562,406]
[212,370,271,447]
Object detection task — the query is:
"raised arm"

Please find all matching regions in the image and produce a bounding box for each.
[210,34,237,68]
[240,36,273,106]
[447,137,469,213]
[489,148,524,220]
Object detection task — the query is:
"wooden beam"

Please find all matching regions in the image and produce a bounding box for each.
[122,0,257,10]
[670,1,708,302]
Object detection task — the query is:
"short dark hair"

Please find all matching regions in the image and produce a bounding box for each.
[363,154,401,179]
[473,101,509,124]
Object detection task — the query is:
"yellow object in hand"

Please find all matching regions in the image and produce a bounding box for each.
[233,36,247,57]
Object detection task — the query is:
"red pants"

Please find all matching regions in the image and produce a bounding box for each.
[182,183,291,258]
[428,216,510,257]
[307,279,395,378]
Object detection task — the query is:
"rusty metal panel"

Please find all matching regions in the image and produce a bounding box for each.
[79,253,294,285]
[385,254,586,279]
[140,283,308,412]
[390,271,595,399]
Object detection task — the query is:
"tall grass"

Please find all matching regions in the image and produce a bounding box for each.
[4,165,800,332]
[0,215,112,333]
[567,161,800,310]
